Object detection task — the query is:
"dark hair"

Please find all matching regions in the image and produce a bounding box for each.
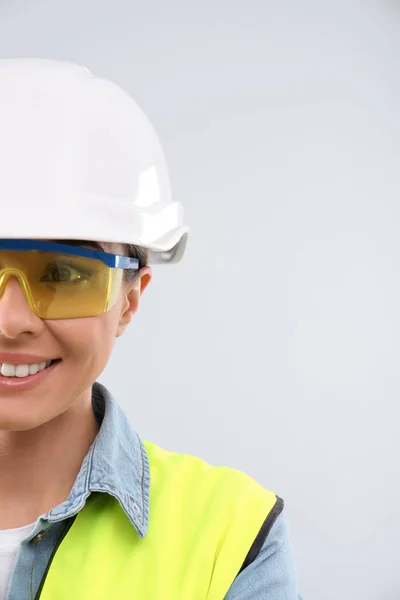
[122,244,149,284]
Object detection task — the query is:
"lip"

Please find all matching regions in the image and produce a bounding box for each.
[0,360,61,392]
[0,354,59,365]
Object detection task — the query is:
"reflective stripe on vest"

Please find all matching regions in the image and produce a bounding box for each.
[39,440,280,599]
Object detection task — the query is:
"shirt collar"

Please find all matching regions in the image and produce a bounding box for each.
[47,382,150,539]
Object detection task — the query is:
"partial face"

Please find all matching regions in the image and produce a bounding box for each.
[0,241,151,431]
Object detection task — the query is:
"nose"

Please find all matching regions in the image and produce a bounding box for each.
[0,274,43,338]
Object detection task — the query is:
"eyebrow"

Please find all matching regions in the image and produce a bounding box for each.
[54,239,104,252]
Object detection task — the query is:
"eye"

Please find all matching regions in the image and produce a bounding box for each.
[40,263,90,284]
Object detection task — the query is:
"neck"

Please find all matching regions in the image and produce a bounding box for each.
[0,390,100,529]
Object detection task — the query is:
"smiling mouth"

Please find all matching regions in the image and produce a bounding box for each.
[0,359,62,378]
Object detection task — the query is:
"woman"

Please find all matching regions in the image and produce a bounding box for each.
[0,58,302,599]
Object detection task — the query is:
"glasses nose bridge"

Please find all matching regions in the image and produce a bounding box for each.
[0,268,35,308]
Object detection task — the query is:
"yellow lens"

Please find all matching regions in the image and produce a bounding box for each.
[0,250,123,319]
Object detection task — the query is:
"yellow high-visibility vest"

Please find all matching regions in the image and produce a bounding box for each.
[40,440,280,599]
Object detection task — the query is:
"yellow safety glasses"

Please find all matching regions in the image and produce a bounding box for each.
[0,240,139,320]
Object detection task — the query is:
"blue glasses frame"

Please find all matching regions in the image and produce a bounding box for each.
[0,239,140,271]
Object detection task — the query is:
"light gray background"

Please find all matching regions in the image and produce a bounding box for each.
[0,1,398,598]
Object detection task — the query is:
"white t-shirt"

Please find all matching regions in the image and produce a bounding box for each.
[0,522,35,599]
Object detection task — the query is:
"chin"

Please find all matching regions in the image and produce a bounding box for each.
[0,404,56,432]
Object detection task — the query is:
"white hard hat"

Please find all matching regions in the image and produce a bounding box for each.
[0,59,189,264]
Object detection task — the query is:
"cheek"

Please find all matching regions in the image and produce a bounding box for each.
[0,311,123,431]
[47,312,119,369]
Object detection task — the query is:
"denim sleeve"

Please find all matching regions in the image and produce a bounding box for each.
[224,511,303,600]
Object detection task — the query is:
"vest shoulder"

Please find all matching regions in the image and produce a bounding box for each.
[143,439,278,508]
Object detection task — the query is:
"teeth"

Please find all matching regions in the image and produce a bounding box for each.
[1,361,52,378]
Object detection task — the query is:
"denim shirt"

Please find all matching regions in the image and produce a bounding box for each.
[6,382,302,600]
